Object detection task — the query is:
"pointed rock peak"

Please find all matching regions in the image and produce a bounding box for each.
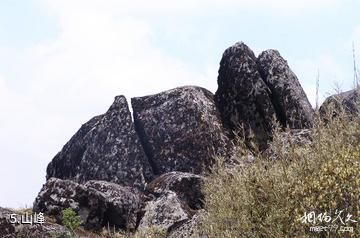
[223,42,257,60]
[258,49,288,67]
[46,93,154,189]
[259,49,281,57]
[108,95,128,112]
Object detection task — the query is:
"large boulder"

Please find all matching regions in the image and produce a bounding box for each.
[131,86,230,175]
[33,178,142,231]
[138,191,194,233]
[215,42,277,150]
[257,50,314,129]
[319,88,360,120]
[46,96,153,189]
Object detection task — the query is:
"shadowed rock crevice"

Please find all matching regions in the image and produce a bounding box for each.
[132,113,161,175]
[257,67,288,128]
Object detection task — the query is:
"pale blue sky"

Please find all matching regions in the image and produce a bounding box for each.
[0,0,359,207]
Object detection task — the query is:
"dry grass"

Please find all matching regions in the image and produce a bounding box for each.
[197,108,360,237]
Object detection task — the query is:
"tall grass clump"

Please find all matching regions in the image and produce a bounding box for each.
[198,108,359,237]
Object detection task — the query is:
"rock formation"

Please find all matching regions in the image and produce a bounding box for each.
[215,42,277,150]
[257,50,314,128]
[29,41,316,237]
[46,96,154,189]
[215,42,314,150]
[132,86,230,175]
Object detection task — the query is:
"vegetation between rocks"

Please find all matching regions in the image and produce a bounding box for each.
[198,107,360,237]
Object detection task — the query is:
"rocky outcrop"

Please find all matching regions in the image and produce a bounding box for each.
[30,41,318,236]
[257,50,314,128]
[319,88,360,119]
[33,178,142,230]
[215,42,277,150]
[215,42,314,150]
[132,86,230,175]
[46,96,153,189]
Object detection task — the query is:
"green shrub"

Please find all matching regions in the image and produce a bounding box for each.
[198,113,360,237]
[62,208,82,232]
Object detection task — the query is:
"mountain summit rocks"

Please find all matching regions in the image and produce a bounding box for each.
[46,96,154,189]
[215,42,277,149]
[215,42,314,149]
[35,42,316,236]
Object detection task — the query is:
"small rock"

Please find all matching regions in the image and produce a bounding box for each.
[146,172,204,210]
[138,191,193,233]
[168,212,205,238]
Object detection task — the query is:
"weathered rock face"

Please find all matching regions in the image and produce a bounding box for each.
[215,42,277,150]
[146,172,204,210]
[46,96,153,189]
[215,42,315,150]
[33,178,142,231]
[257,50,314,129]
[138,191,193,232]
[319,88,360,119]
[132,86,230,175]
